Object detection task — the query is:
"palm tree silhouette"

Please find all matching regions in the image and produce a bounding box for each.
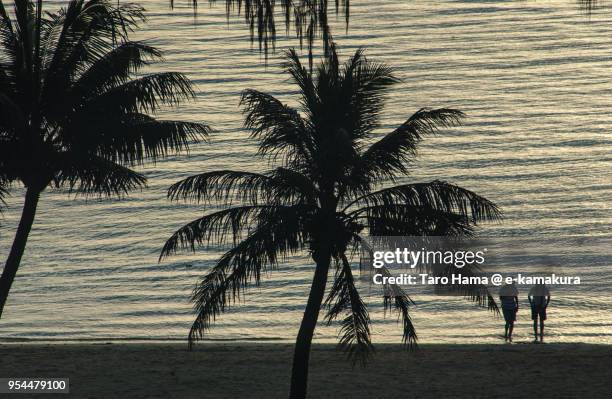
[0,0,209,318]
[160,45,501,399]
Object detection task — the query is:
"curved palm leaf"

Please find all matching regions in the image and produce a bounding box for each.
[67,114,209,165]
[346,180,502,224]
[350,204,476,237]
[358,108,465,183]
[0,180,7,207]
[161,204,314,259]
[52,152,147,197]
[80,72,196,115]
[241,88,313,165]
[162,205,279,257]
[168,169,316,206]
[75,42,163,94]
[324,254,373,365]
[187,210,311,347]
[352,234,418,349]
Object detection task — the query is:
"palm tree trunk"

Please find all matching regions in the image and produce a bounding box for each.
[0,188,41,320]
[289,249,331,399]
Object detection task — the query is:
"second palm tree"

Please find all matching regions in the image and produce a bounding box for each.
[161,46,501,399]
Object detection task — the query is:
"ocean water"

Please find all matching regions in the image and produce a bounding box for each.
[0,0,610,344]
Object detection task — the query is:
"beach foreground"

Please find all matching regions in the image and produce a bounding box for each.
[1,343,610,398]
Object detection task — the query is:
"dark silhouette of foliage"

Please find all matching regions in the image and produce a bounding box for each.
[171,0,348,60]
[0,0,209,318]
[578,0,601,16]
[171,1,601,57]
[0,179,6,215]
[161,45,501,399]
[0,181,6,203]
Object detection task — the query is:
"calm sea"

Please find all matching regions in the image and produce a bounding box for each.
[0,0,610,344]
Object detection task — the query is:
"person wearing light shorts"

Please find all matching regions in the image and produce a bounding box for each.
[528,283,550,343]
[499,283,519,343]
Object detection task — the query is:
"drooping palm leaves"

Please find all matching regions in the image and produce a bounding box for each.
[0,0,209,318]
[162,45,501,398]
[174,1,596,56]
[0,179,7,212]
[579,0,600,16]
[172,0,348,60]
[323,254,374,365]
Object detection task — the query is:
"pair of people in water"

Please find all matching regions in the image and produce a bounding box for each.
[499,283,550,343]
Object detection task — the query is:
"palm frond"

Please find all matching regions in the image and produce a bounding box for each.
[358,108,465,183]
[241,88,313,165]
[66,114,209,165]
[0,180,7,230]
[324,254,373,366]
[346,180,502,224]
[160,204,312,259]
[161,205,276,257]
[72,0,144,39]
[349,204,475,237]
[270,167,318,204]
[354,234,417,348]
[86,72,196,114]
[0,180,8,206]
[187,217,309,347]
[341,50,398,141]
[52,152,147,197]
[168,171,275,204]
[578,0,600,16]
[0,1,16,69]
[384,294,418,349]
[282,48,317,111]
[167,168,316,206]
[379,266,418,349]
[75,41,163,95]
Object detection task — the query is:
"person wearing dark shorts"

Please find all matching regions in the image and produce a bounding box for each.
[499,283,519,343]
[529,284,550,343]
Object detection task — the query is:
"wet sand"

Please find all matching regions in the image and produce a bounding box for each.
[1,343,610,398]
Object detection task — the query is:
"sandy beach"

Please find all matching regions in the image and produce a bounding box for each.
[1,342,610,398]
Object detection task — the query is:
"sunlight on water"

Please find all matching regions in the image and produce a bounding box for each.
[0,0,610,344]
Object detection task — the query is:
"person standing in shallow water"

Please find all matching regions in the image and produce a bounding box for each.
[529,284,551,343]
[499,283,519,343]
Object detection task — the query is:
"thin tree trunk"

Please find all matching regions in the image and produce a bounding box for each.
[0,188,41,320]
[289,249,331,399]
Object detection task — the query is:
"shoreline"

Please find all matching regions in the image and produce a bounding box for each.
[2,339,612,345]
[2,343,610,398]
